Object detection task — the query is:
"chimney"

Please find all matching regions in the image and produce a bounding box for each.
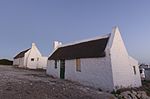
[32,43,36,47]
[53,41,62,50]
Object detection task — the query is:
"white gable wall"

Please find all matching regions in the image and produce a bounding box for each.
[26,44,42,69]
[108,27,141,90]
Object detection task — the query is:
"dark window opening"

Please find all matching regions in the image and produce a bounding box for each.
[133,66,136,75]
[140,70,142,73]
[55,60,57,69]
[31,58,34,61]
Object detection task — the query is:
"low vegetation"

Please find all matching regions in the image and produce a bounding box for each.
[0,59,13,65]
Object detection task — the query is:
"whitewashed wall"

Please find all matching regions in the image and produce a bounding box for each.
[13,57,24,68]
[38,57,48,69]
[66,57,114,91]
[14,43,47,69]
[13,58,19,66]
[129,57,142,87]
[109,27,141,90]
[26,44,42,69]
[47,57,114,91]
[47,60,60,77]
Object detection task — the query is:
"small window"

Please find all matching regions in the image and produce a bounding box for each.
[37,57,39,61]
[140,70,142,73]
[54,60,57,69]
[31,58,34,61]
[76,59,81,72]
[133,66,136,75]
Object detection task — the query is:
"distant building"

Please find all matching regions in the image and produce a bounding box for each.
[139,64,150,80]
[140,68,145,80]
[139,64,150,69]
[46,27,142,91]
[13,43,47,69]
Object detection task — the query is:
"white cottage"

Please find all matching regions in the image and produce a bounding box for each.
[13,43,47,69]
[46,27,141,91]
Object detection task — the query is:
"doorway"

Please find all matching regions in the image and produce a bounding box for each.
[60,60,65,79]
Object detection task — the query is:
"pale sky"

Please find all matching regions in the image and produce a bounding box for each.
[0,0,150,63]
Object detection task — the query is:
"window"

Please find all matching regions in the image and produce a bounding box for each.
[76,59,81,72]
[140,70,142,73]
[31,58,34,61]
[37,57,39,61]
[133,66,136,75]
[54,60,57,69]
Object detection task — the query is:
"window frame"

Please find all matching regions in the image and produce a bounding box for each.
[76,59,81,72]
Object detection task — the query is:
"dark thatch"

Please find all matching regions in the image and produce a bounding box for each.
[48,37,109,60]
[14,49,30,59]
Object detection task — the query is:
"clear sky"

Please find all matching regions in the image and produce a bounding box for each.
[0,0,150,63]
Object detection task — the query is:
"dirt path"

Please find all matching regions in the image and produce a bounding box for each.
[0,65,115,99]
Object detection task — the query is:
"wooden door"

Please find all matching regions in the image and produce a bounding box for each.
[60,60,65,79]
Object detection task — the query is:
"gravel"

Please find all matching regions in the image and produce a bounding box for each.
[0,65,115,99]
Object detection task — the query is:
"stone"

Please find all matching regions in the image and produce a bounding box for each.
[120,91,132,99]
[136,91,150,99]
[131,90,137,95]
[130,93,138,99]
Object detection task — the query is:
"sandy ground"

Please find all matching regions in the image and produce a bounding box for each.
[0,65,115,99]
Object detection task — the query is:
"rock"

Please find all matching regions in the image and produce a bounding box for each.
[120,91,132,99]
[136,94,140,98]
[119,90,150,99]
[137,91,150,99]
[30,83,33,86]
[137,91,146,95]
[130,93,138,99]
[131,90,137,95]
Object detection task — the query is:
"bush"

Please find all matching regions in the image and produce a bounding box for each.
[0,59,13,65]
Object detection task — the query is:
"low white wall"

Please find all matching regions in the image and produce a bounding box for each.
[39,57,48,69]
